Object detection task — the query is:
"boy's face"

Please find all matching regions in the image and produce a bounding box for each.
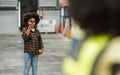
[28,18,36,28]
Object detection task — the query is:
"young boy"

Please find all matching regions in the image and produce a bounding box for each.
[22,13,44,75]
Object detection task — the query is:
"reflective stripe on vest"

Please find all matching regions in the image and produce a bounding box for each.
[63,34,110,75]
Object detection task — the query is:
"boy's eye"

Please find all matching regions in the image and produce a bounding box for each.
[28,18,36,23]
[30,21,35,22]
[29,20,36,23]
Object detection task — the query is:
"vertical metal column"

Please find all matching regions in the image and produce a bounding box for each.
[18,0,21,28]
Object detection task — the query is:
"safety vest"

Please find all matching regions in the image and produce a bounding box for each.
[63,34,110,75]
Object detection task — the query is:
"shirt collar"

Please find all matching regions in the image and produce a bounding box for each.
[31,28,35,32]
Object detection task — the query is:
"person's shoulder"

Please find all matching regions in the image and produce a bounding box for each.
[36,29,40,32]
[105,37,120,52]
[36,29,41,34]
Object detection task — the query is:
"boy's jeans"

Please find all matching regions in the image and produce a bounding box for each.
[24,52,38,75]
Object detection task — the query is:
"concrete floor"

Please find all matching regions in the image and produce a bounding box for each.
[0,32,69,75]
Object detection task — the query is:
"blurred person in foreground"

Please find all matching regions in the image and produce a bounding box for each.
[22,13,44,75]
[63,0,120,75]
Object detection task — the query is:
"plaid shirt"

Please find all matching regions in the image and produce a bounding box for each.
[22,28,43,55]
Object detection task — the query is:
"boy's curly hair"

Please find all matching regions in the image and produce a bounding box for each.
[69,0,120,35]
[19,13,40,31]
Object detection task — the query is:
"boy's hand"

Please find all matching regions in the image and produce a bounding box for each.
[39,48,44,55]
[28,25,33,30]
